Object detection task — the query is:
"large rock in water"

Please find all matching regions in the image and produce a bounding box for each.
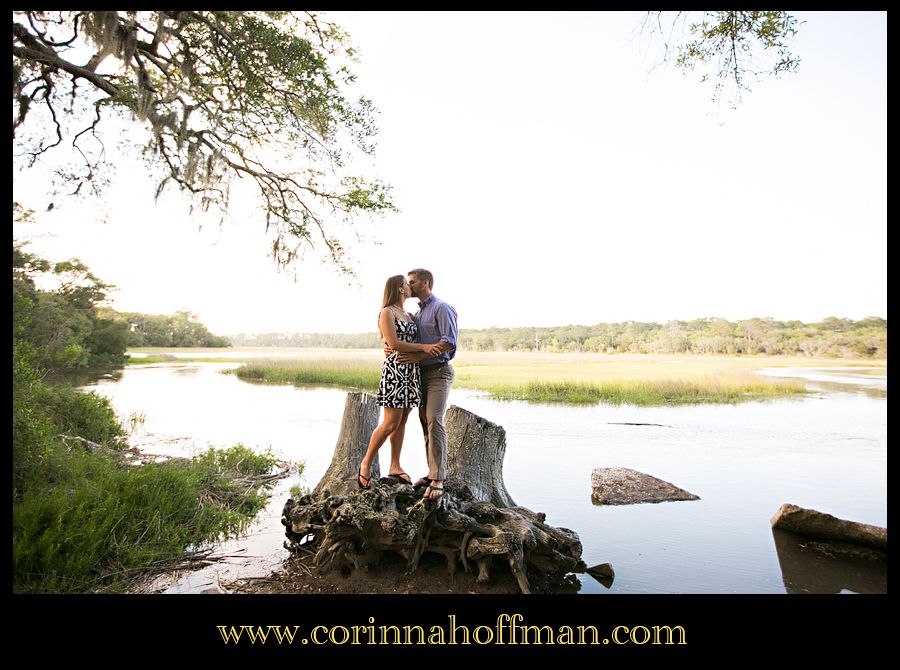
[770,503,887,551]
[590,467,700,505]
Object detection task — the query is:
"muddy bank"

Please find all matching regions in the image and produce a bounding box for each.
[224,549,581,595]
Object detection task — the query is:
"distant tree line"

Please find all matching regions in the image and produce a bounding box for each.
[14,244,129,372]
[232,317,886,359]
[232,331,382,349]
[456,318,886,358]
[106,309,232,348]
[13,244,230,374]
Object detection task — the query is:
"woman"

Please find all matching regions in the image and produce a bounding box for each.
[358,275,441,489]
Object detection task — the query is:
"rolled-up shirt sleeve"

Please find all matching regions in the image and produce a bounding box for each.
[436,303,458,348]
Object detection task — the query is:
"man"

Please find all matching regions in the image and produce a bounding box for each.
[396,268,458,500]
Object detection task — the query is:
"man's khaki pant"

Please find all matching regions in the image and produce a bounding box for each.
[419,362,454,480]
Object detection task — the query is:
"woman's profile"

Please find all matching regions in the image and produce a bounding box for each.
[358,275,441,489]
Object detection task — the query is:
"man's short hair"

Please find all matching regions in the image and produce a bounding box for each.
[408,268,434,289]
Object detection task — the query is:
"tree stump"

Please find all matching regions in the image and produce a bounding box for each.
[312,392,380,498]
[445,405,516,507]
[283,394,587,594]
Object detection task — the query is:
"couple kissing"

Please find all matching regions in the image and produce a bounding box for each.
[357,268,458,501]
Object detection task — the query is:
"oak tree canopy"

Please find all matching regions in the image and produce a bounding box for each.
[13,11,396,273]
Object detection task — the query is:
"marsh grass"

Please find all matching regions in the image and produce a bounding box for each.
[230,354,812,406]
[231,359,381,391]
[478,377,807,405]
[127,410,146,431]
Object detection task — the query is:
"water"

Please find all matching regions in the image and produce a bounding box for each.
[80,362,887,594]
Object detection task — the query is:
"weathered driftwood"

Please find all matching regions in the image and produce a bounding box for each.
[283,395,587,594]
[590,467,699,505]
[59,434,104,452]
[770,503,887,551]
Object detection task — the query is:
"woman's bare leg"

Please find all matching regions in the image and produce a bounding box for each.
[359,408,403,488]
[386,407,413,482]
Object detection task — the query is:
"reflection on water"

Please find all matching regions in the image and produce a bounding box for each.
[81,361,887,594]
[56,367,124,387]
[771,529,887,594]
[806,381,886,399]
[759,367,887,399]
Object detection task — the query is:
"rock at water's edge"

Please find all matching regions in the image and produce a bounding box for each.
[770,503,886,551]
[590,467,699,505]
[586,562,615,589]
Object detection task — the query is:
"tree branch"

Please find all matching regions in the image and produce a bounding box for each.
[13,11,394,273]
[13,26,119,97]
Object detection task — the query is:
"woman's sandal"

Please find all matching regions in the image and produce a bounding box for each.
[413,475,432,488]
[388,471,413,485]
[423,484,444,500]
[357,466,372,490]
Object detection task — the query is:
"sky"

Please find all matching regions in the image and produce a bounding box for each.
[12,11,887,336]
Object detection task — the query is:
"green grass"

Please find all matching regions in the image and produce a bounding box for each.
[230,359,382,391]
[475,378,807,405]
[229,355,810,406]
[13,444,279,593]
[14,344,284,593]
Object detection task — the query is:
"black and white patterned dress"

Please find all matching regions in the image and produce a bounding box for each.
[377,318,422,408]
